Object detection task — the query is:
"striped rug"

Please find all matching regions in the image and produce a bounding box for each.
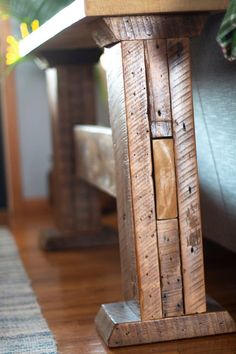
[0,228,57,354]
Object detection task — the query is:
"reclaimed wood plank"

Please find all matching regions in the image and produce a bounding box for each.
[92,15,207,48]
[144,39,172,138]
[157,219,184,317]
[106,41,162,320]
[167,38,206,314]
[105,43,139,305]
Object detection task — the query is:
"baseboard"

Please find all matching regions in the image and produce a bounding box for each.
[16,198,52,216]
[0,210,9,225]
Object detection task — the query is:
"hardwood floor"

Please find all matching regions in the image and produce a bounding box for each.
[8,212,236,354]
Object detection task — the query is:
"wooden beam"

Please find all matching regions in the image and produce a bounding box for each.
[92,15,207,48]
[74,125,116,197]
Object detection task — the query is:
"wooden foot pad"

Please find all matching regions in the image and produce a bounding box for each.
[95,298,236,347]
[40,226,118,251]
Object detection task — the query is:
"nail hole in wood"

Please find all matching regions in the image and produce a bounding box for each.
[145,255,148,259]
[183,122,186,131]
[189,186,192,194]
[177,42,183,57]
[191,247,194,253]
[158,110,162,117]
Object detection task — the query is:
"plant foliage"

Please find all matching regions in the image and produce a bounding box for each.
[0,0,74,25]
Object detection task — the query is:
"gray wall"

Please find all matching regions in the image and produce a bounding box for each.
[15,61,52,198]
[192,14,236,252]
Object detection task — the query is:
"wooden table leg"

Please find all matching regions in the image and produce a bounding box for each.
[40,50,117,250]
[91,15,236,347]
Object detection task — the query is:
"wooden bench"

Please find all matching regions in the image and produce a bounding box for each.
[19,0,235,347]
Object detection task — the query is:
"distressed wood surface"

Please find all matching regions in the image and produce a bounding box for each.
[168,38,206,314]
[144,39,172,138]
[106,44,138,304]
[121,41,162,320]
[46,66,101,243]
[157,219,183,317]
[152,139,178,220]
[92,15,207,48]
[74,125,116,197]
[95,299,236,348]
[106,42,162,320]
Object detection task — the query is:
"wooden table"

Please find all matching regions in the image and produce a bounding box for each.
[19,0,235,348]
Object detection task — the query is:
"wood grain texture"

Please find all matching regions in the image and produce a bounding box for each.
[106,44,138,305]
[152,139,178,220]
[85,0,228,16]
[167,38,206,314]
[106,42,162,320]
[96,300,236,348]
[157,219,183,317]
[144,39,172,138]
[92,15,207,48]
[122,41,162,320]
[46,66,101,239]
[74,125,116,197]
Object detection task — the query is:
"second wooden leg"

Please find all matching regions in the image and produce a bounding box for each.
[42,65,116,250]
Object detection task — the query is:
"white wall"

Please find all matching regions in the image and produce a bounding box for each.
[15,60,52,198]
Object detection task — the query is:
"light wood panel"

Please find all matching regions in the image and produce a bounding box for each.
[144,39,172,138]
[106,42,162,320]
[157,219,183,317]
[168,38,206,314]
[152,139,178,220]
[74,125,116,197]
[86,0,228,16]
